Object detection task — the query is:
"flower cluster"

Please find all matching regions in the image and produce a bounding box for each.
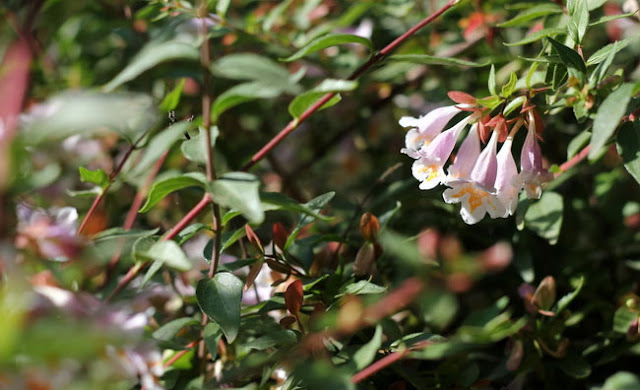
[400,99,553,224]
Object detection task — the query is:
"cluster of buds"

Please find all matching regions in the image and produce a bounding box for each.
[400,92,553,224]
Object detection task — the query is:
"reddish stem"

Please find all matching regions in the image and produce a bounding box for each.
[351,349,409,384]
[77,142,138,235]
[164,339,200,367]
[240,0,458,171]
[556,144,590,176]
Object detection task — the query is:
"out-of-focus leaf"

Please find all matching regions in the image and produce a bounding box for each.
[127,121,196,180]
[353,324,382,370]
[203,322,222,360]
[292,360,355,390]
[285,280,303,315]
[103,41,199,91]
[211,82,282,122]
[299,191,335,226]
[555,276,585,315]
[602,372,640,390]
[153,318,199,341]
[79,167,109,190]
[288,79,357,119]
[419,290,458,330]
[501,72,518,98]
[616,121,640,185]
[281,33,372,62]
[524,191,564,245]
[181,126,219,165]
[589,12,637,27]
[488,65,497,95]
[216,0,231,17]
[208,172,264,224]
[504,28,565,46]
[160,78,186,112]
[339,280,387,296]
[212,54,299,93]
[263,0,293,31]
[19,91,157,144]
[558,354,591,378]
[196,273,243,343]
[497,4,563,27]
[388,55,489,67]
[139,172,207,213]
[613,306,637,333]
[244,329,297,350]
[567,130,591,159]
[589,83,635,160]
[141,240,193,272]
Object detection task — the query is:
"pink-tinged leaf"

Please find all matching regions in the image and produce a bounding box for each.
[448,91,476,105]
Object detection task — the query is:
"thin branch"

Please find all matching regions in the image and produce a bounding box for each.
[556,144,590,176]
[240,0,459,171]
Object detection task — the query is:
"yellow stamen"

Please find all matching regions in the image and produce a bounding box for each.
[451,184,489,213]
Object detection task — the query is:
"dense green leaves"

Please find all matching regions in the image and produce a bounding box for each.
[281,33,372,62]
[196,273,243,343]
[617,122,640,185]
[548,38,586,83]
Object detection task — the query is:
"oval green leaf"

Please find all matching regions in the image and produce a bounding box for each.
[589,83,635,160]
[196,273,243,343]
[208,172,264,224]
[281,33,372,62]
[139,172,207,213]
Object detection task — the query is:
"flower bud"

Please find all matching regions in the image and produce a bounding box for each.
[359,212,380,242]
[354,242,376,277]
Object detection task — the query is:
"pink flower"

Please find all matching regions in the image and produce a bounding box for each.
[411,116,471,189]
[446,123,480,181]
[443,131,506,224]
[15,205,82,261]
[400,105,463,158]
[495,137,520,216]
[513,112,553,199]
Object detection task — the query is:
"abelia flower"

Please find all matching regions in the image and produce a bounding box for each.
[400,105,463,158]
[446,123,480,181]
[411,116,471,189]
[443,131,506,224]
[495,137,520,216]
[513,112,553,199]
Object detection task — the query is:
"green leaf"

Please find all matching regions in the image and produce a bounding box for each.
[19,91,157,145]
[568,131,592,160]
[211,82,283,122]
[589,83,635,160]
[589,12,637,27]
[127,121,196,180]
[299,191,335,226]
[353,325,382,370]
[103,41,199,92]
[339,280,387,296]
[261,192,333,221]
[558,354,591,378]
[139,172,207,213]
[555,276,584,315]
[504,28,565,46]
[212,54,299,93]
[602,372,640,390]
[613,306,638,333]
[567,0,589,45]
[548,38,586,82]
[263,0,293,31]
[497,4,563,27]
[160,78,186,112]
[388,54,489,67]
[216,0,231,17]
[288,79,357,119]
[281,33,372,62]
[244,329,297,350]
[488,65,497,96]
[589,41,618,86]
[524,191,564,245]
[203,322,223,360]
[141,240,193,271]
[501,72,518,98]
[79,167,109,190]
[587,34,640,66]
[617,121,640,185]
[504,96,526,116]
[196,273,243,343]
[152,318,199,342]
[208,172,264,224]
[181,126,219,165]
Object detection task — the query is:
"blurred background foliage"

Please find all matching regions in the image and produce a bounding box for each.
[1,0,640,389]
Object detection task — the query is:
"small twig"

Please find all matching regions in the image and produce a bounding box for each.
[351,348,409,384]
[556,144,590,176]
[164,339,200,367]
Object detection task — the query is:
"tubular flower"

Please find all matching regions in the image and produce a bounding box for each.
[443,131,506,224]
[411,116,471,189]
[400,105,463,158]
[495,137,520,216]
[513,112,553,199]
[446,123,480,181]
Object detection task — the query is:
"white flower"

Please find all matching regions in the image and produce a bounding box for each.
[400,105,463,158]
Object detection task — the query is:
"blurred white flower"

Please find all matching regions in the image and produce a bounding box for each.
[16,204,82,261]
